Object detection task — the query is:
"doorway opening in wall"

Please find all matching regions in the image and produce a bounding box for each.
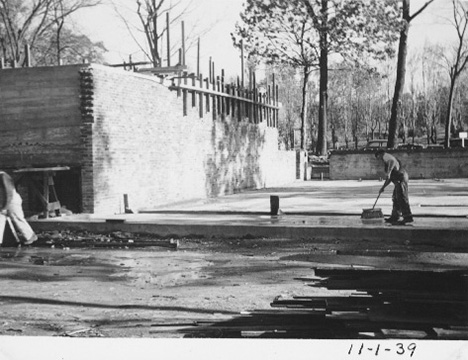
[21,167,83,217]
[53,167,82,214]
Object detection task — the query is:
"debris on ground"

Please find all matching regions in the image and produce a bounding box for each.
[31,230,179,250]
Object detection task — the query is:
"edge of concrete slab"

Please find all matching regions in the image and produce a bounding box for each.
[29,219,468,252]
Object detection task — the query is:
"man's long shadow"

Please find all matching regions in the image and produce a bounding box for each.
[0,295,238,315]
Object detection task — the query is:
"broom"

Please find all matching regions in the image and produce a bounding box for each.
[361,192,384,219]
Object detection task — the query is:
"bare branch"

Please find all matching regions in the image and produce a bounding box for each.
[409,0,435,21]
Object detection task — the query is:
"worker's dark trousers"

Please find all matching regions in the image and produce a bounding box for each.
[391,170,412,219]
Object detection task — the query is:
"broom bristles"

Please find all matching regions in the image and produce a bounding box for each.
[361,208,384,219]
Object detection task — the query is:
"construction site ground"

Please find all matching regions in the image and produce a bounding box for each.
[1,179,468,342]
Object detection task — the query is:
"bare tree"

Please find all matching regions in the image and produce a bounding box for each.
[387,0,435,149]
[0,0,53,65]
[0,0,102,66]
[48,0,102,65]
[441,0,468,147]
[112,0,211,67]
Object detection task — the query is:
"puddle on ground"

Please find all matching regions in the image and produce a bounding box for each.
[0,248,123,282]
[0,248,97,267]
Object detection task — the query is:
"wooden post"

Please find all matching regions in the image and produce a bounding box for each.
[183,71,188,116]
[241,39,245,87]
[232,83,236,119]
[199,73,204,118]
[177,70,182,97]
[221,69,225,116]
[212,71,217,120]
[181,21,185,66]
[248,69,253,120]
[209,57,212,82]
[267,85,272,127]
[226,84,230,116]
[270,195,280,216]
[178,49,182,66]
[216,76,221,116]
[197,37,200,77]
[275,83,279,128]
[166,12,171,67]
[237,77,242,122]
[0,57,4,69]
[239,83,243,121]
[211,61,216,120]
[253,72,257,124]
[211,61,215,84]
[192,75,196,108]
[123,194,133,213]
[259,93,264,124]
[205,77,210,113]
[272,74,276,127]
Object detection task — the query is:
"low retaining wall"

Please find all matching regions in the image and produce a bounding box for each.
[329,149,468,180]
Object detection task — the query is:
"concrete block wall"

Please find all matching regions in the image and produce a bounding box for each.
[329,149,468,180]
[85,65,295,214]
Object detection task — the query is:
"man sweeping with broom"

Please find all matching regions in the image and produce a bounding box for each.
[375,150,414,225]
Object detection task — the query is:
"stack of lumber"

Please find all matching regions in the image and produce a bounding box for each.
[170,268,468,339]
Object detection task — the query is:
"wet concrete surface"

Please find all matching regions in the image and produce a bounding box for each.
[0,242,323,338]
[29,179,468,247]
[2,235,468,338]
[3,179,468,338]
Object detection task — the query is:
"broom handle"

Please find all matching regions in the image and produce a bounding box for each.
[372,193,381,210]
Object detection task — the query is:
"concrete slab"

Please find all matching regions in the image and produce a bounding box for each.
[28,179,468,249]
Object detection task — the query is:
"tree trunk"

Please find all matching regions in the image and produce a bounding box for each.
[388,0,410,149]
[444,73,456,148]
[56,20,64,65]
[316,0,328,156]
[300,67,310,150]
[152,0,159,67]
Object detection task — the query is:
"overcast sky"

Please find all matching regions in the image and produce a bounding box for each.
[73,0,244,78]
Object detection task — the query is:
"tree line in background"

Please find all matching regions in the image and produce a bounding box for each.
[0,0,107,66]
[1,0,207,68]
[2,0,467,155]
[233,0,468,154]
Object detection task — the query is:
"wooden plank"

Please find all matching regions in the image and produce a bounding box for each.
[169,83,280,109]
[14,166,70,173]
[136,65,187,73]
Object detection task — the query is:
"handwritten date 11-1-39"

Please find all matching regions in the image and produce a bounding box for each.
[348,343,417,357]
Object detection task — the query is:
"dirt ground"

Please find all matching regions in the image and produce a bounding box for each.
[1,232,467,338]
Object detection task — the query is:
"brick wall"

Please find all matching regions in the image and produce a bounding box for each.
[0,65,295,213]
[85,65,295,214]
[0,64,296,215]
[329,149,468,180]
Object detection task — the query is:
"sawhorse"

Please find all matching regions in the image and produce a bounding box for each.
[14,166,70,218]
